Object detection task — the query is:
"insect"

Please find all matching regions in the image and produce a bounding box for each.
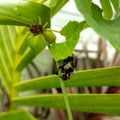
[57,56,75,80]
[29,24,44,35]
[28,24,56,44]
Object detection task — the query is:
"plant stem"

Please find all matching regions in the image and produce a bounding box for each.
[9,71,20,110]
[59,78,73,120]
[46,28,60,33]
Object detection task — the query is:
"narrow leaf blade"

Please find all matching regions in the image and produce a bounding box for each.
[0,26,18,93]
[14,66,120,91]
[12,94,120,115]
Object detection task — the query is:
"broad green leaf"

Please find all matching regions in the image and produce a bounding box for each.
[49,42,72,61]
[49,21,88,61]
[0,110,37,120]
[60,21,88,51]
[12,94,120,115]
[75,0,120,52]
[100,0,113,19]
[0,0,50,26]
[14,66,120,91]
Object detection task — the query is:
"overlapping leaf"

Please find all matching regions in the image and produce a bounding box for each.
[12,94,120,115]
[0,0,51,94]
[100,0,113,19]
[100,0,119,19]
[75,0,120,52]
[0,26,18,93]
[49,21,88,61]
[0,0,50,26]
[0,110,37,120]
[14,66,120,91]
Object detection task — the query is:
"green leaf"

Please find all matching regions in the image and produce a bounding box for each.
[110,0,119,15]
[16,27,30,54]
[49,42,72,61]
[0,26,18,93]
[15,35,47,72]
[49,21,88,61]
[100,0,113,19]
[12,94,120,115]
[45,0,68,16]
[0,0,51,93]
[15,49,36,71]
[14,66,120,91]
[0,0,50,109]
[0,110,37,120]
[75,0,120,52]
[61,21,88,51]
[0,25,47,96]
[0,0,50,26]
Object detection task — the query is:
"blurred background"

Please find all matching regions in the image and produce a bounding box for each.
[18,0,120,120]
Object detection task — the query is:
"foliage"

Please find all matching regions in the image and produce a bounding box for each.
[0,110,37,120]
[75,0,120,52]
[0,0,120,120]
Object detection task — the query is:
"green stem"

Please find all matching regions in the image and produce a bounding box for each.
[9,51,21,110]
[9,71,20,110]
[59,78,73,120]
[46,28,60,33]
